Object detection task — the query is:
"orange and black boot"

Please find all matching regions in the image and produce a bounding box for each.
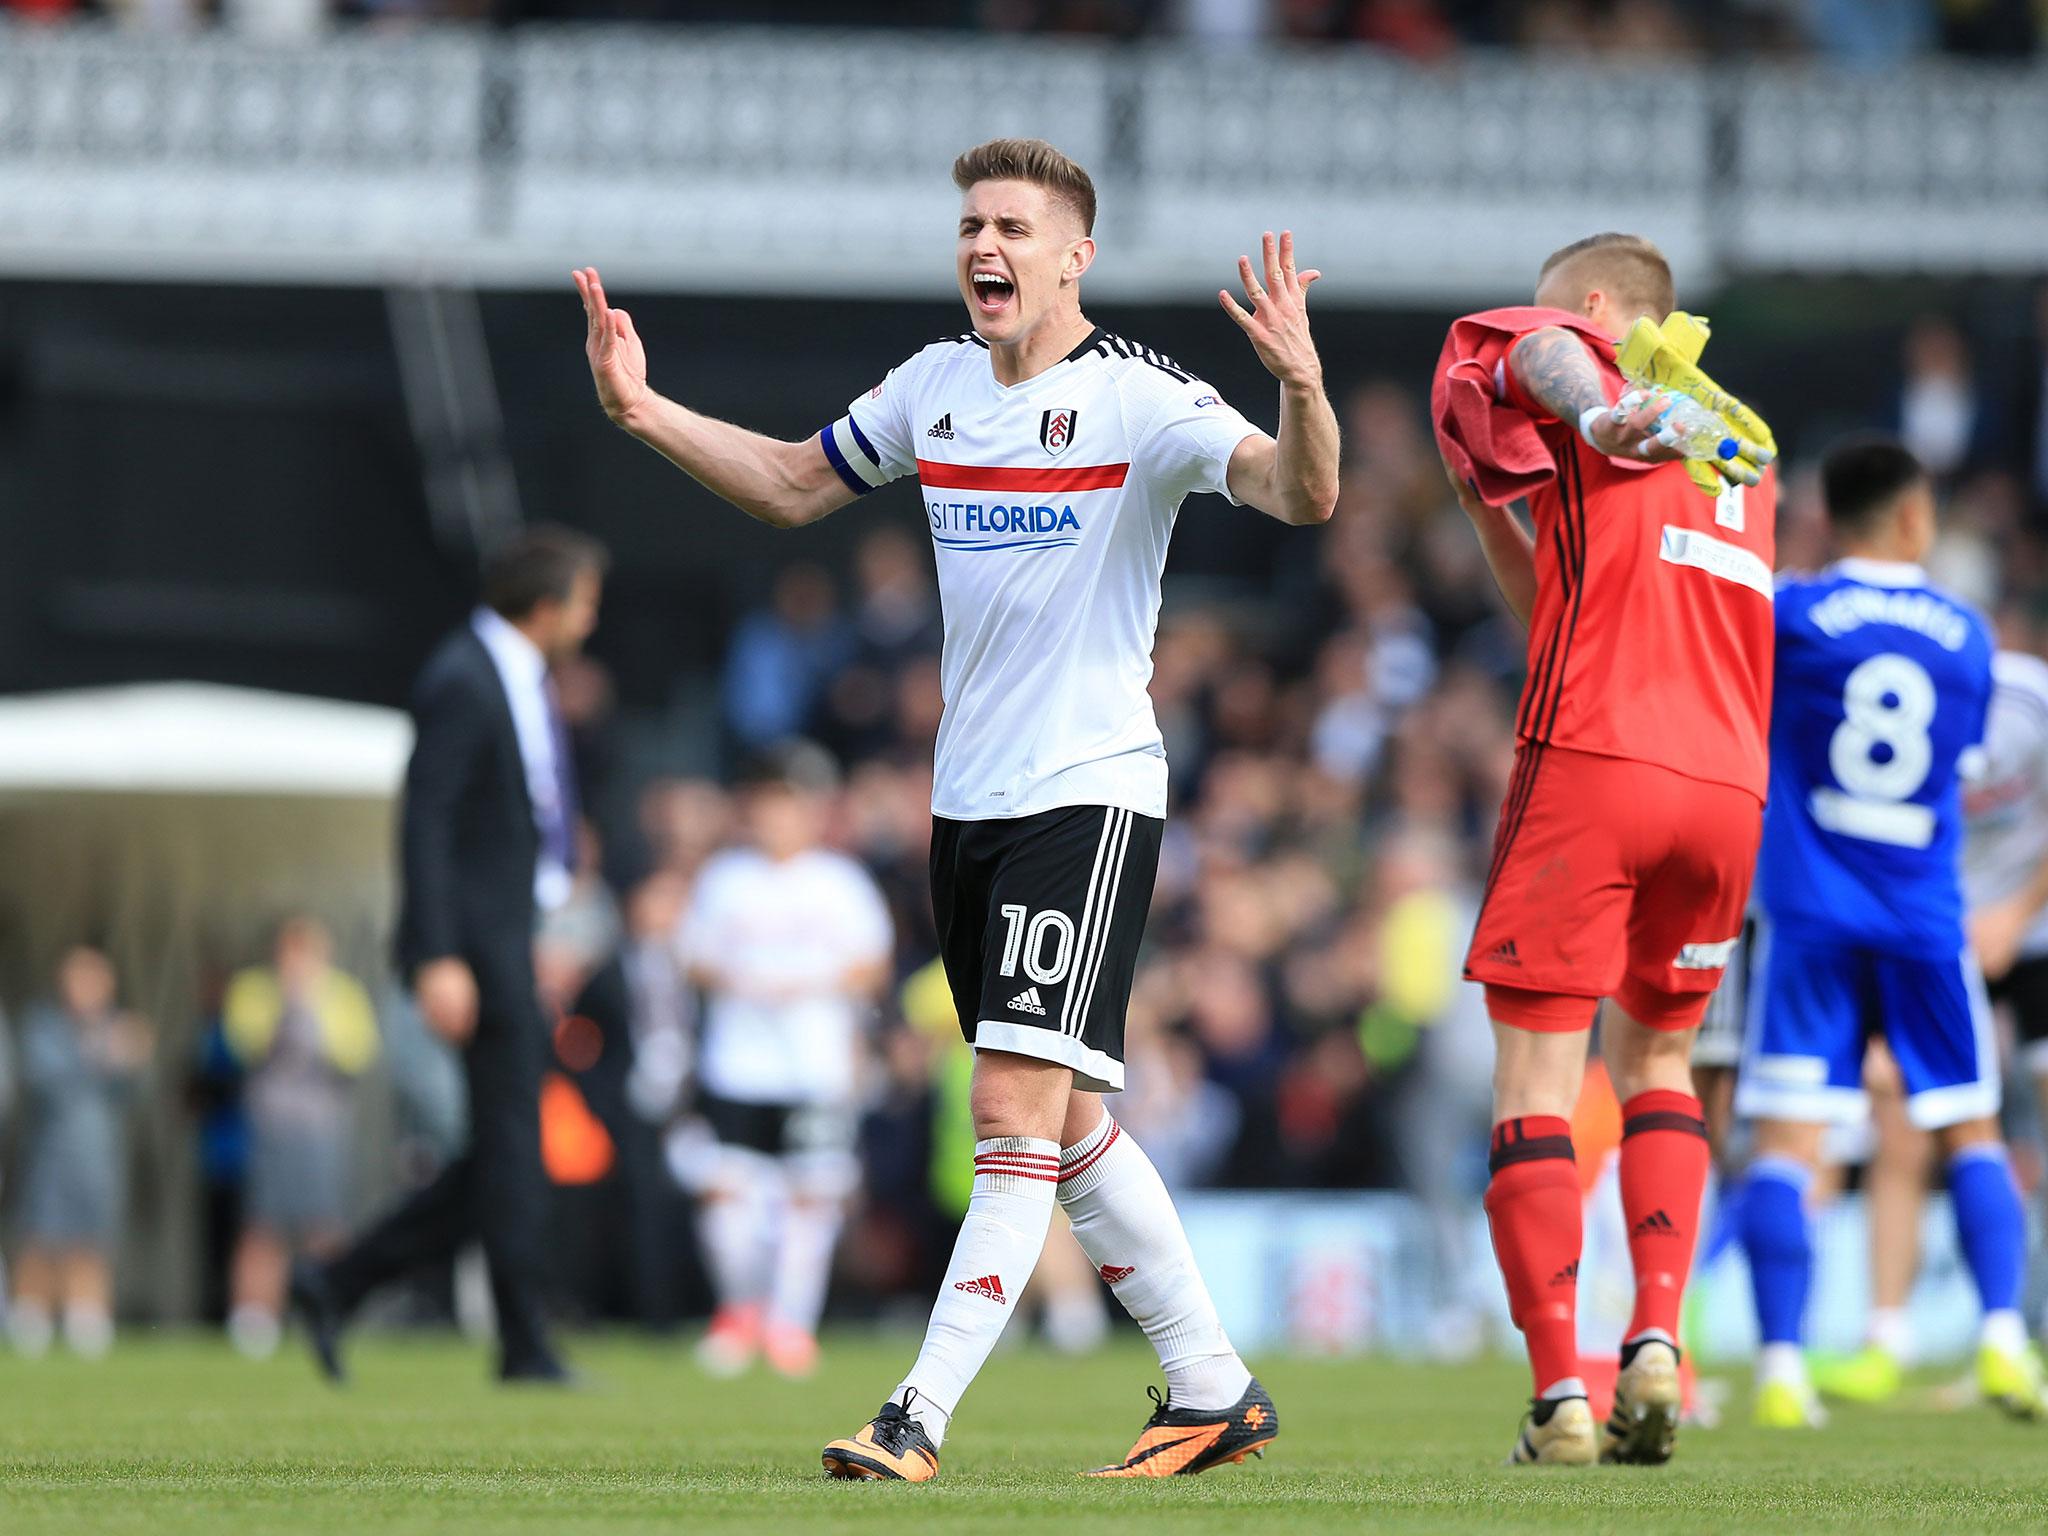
[821,1398,941,1482]
[1083,1379,1279,1478]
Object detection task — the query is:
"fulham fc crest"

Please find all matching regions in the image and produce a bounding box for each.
[1039,407,1078,457]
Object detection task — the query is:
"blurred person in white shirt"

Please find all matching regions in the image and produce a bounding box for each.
[675,741,893,1378]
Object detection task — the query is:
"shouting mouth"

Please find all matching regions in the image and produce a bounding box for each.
[972,271,1016,316]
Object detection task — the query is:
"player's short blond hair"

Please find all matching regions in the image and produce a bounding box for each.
[952,138,1097,236]
[1537,233,1674,320]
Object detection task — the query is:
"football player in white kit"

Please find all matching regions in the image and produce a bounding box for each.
[1967,648,2048,1346]
[680,742,892,1381]
[574,136,1337,1480]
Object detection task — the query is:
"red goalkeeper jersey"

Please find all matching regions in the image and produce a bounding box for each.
[1476,317,1776,801]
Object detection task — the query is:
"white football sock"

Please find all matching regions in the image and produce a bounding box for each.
[62,1304,113,1360]
[894,1137,1060,1447]
[228,1305,282,1360]
[8,1300,52,1358]
[1982,1308,2028,1356]
[1867,1306,1912,1361]
[1057,1113,1252,1411]
[1758,1341,1807,1389]
[698,1159,778,1312]
[769,1199,844,1338]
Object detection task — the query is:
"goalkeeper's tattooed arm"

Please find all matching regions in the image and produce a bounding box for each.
[1508,328,1682,466]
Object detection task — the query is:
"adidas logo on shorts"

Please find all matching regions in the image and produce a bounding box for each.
[1098,1264,1135,1285]
[926,412,955,440]
[1007,986,1046,1015]
[953,1274,1006,1304]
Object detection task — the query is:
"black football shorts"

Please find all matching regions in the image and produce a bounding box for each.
[928,804,1163,1093]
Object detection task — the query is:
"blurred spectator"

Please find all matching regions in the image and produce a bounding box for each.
[721,563,851,752]
[1896,315,1988,484]
[676,742,892,1379]
[4,0,2039,55]
[10,945,153,1359]
[2019,283,2048,519]
[221,917,379,1359]
[0,1002,12,1320]
[1940,0,2040,56]
[1802,0,1936,66]
[820,529,943,760]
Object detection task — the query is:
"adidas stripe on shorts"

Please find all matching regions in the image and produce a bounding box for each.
[929,804,1163,1093]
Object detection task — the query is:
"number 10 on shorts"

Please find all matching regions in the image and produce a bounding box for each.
[998,903,1077,986]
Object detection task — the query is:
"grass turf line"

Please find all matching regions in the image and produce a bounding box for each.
[0,1334,2042,1534]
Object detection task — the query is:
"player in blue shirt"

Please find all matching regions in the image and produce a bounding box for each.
[1734,436,2044,1427]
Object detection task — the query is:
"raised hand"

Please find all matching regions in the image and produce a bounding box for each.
[573,266,649,425]
[1219,231,1324,390]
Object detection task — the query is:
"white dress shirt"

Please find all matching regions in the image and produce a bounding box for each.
[471,607,573,911]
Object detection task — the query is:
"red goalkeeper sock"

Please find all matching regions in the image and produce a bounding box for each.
[1618,1088,1710,1346]
[1484,1116,1583,1396]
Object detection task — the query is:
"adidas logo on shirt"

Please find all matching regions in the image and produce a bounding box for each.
[1008,986,1046,1015]
[926,412,954,440]
[953,1274,1007,1304]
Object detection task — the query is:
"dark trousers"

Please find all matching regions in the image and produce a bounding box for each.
[326,1007,555,1373]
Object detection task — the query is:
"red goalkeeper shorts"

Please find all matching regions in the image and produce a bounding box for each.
[1465,746,1763,1033]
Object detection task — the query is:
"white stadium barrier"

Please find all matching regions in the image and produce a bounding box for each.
[1,22,2044,299]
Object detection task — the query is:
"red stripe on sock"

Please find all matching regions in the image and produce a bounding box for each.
[1058,1120,1121,1183]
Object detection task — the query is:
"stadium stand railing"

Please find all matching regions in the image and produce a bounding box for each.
[2,24,2045,297]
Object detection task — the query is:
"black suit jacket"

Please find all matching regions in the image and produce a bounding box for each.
[395,626,541,1022]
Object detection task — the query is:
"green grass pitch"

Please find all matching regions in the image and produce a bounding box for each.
[2,1333,2044,1534]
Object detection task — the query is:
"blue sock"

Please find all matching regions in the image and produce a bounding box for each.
[1738,1157,1812,1347]
[1948,1144,2025,1317]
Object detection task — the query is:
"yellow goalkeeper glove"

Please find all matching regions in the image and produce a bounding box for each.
[1616,311,1776,496]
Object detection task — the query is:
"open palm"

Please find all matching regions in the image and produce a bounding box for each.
[573,266,649,424]
[1220,230,1323,389]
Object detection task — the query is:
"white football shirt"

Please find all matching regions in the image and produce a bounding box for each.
[821,328,1261,821]
[1963,649,2048,960]
[678,846,893,1106]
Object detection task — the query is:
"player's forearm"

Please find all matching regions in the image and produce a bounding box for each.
[617,392,829,529]
[1265,379,1340,525]
[1441,453,1535,625]
[1507,328,1610,425]
[1467,501,1537,626]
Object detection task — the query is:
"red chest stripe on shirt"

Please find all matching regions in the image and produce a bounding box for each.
[917,459,1129,492]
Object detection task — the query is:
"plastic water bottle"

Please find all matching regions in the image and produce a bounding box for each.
[1623,387,1740,463]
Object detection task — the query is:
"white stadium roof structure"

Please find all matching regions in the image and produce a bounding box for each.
[0,682,412,798]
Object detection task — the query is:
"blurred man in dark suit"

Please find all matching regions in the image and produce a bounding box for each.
[292,525,606,1383]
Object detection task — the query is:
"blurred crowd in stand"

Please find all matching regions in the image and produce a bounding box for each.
[3,0,2045,61]
[7,301,2048,1348]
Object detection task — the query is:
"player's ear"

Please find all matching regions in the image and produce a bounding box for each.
[1064,236,1096,287]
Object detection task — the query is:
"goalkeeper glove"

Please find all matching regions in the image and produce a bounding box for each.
[1615,311,1776,495]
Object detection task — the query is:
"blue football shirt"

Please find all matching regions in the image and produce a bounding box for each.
[1756,558,1994,956]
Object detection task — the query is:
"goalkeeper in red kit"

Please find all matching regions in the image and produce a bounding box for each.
[1432,234,1777,1466]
